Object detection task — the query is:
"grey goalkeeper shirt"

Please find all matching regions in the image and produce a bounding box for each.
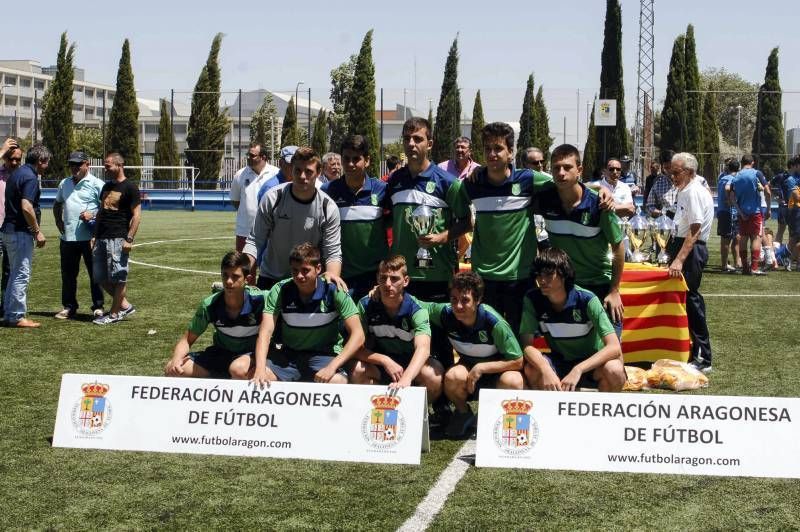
[244,182,342,280]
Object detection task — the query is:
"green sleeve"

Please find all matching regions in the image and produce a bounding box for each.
[420,301,447,328]
[187,300,211,337]
[532,170,554,191]
[601,210,624,245]
[587,295,615,338]
[445,179,471,220]
[264,283,281,316]
[518,295,540,338]
[492,320,523,360]
[334,289,359,320]
[357,299,369,332]
[410,308,432,337]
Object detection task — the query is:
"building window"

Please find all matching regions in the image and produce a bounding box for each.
[4,75,17,86]
[145,124,159,134]
[4,96,16,107]
[20,118,31,128]
[85,89,94,98]
[20,98,31,108]
[20,78,31,88]
[34,80,45,90]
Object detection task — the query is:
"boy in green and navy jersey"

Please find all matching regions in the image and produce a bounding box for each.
[165,252,264,379]
[352,256,443,402]
[519,248,625,392]
[463,122,554,332]
[252,243,364,385]
[536,144,625,334]
[425,272,524,438]
[323,135,389,302]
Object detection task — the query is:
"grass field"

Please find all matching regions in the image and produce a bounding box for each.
[2,210,799,530]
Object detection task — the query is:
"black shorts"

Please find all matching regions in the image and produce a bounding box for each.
[716,211,738,238]
[457,356,502,399]
[190,345,252,377]
[374,352,414,385]
[778,204,789,225]
[544,353,598,389]
[788,209,800,239]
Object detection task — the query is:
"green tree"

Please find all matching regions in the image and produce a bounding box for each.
[597,0,628,161]
[583,100,599,180]
[186,33,229,189]
[432,37,462,164]
[752,47,785,176]
[684,25,703,165]
[517,74,537,166]
[346,30,380,176]
[534,86,552,160]
[427,107,434,131]
[660,34,687,153]
[700,91,720,182]
[329,54,357,154]
[470,90,486,165]
[40,32,75,183]
[281,96,300,147]
[71,127,104,159]
[312,109,328,155]
[701,68,758,149]
[250,91,279,160]
[107,39,142,183]
[153,98,180,188]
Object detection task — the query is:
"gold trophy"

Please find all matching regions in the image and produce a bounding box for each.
[626,209,649,263]
[651,214,675,265]
[408,205,437,269]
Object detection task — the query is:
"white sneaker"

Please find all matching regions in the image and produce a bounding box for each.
[54,308,75,320]
[93,309,104,318]
[93,313,122,325]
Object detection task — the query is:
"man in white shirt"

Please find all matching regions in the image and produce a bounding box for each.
[666,152,714,374]
[230,143,279,251]
[599,158,635,218]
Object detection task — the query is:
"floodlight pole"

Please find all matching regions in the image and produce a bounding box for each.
[736,105,742,156]
[295,81,304,132]
[307,88,311,139]
[238,89,242,163]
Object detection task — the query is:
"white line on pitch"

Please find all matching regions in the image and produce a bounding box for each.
[129,237,230,275]
[128,260,218,275]
[397,440,475,532]
[131,236,230,248]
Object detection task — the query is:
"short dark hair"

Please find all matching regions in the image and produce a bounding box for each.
[741,154,755,166]
[550,144,582,166]
[292,147,321,171]
[248,142,267,157]
[340,135,370,157]
[289,242,321,267]
[105,152,125,166]
[481,122,515,151]
[450,271,484,302]
[453,136,471,147]
[533,248,576,292]
[659,149,674,165]
[402,117,432,140]
[386,155,400,171]
[220,251,251,276]
[726,159,741,173]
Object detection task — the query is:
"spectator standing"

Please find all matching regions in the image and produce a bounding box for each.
[643,161,660,204]
[381,155,401,182]
[0,138,23,316]
[729,155,771,275]
[229,142,279,252]
[716,159,741,272]
[437,136,480,180]
[521,147,547,172]
[319,152,342,186]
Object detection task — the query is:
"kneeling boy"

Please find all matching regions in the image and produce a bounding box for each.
[351,256,443,401]
[519,248,625,392]
[252,243,364,385]
[165,251,263,379]
[427,271,524,438]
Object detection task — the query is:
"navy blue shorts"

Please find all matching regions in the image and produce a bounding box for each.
[456,356,502,399]
[190,345,252,378]
[716,211,738,238]
[543,353,598,389]
[267,348,346,382]
[374,352,414,385]
[788,209,800,239]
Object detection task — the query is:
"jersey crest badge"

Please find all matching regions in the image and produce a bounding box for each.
[479,330,489,343]
[512,183,521,195]
[371,194,378,206]
[573,309,582,322]
[425,181,436,194]
[581,212,590,225]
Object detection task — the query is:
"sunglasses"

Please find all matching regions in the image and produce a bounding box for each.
[529,160,544,166]
[8,157,21,162]
[607,167,622,172]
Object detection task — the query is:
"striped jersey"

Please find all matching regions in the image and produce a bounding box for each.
[536,183,623,285]
[358,292,431,359]
[424,302,522,363]
[265,278,359,355]
[323,176,389,278]
[520,286,614,361]
[386,163,471,282]
[464,167,553,280]
[187,286,266,354]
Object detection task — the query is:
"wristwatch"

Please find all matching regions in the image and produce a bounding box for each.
[125,236,134,243]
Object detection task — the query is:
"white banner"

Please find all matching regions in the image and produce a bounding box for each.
[595,99,617,126]
[53,374,427,465]
[475,390,800,478]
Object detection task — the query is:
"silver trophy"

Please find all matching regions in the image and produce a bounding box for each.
[626,209,650,263]
[408,205,437,269]
[651,214,675,265]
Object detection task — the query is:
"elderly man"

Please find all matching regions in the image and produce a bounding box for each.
[2,144,49,327]
[320,152,342,186]
[230,142,279,252]
[0,138,23,316]
[521,147,546,172]
[438,136,479,179]
[53,151,106,319]
[666,152,714,373]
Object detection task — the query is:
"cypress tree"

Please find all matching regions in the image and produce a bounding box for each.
[583,100,599,180]
[517,74,536,166]
[40,32,74,183]
[752,47,785,176]
[432,37,462,164]
[281,96,300,147]
[534,86,552,161]
[598,0,628,161]
[427,107,434,131]
[153,98,180,188]
[700,91,720,182]
[470,90,486,165]
[250,91,278,159]
[684,25,703,165]
[107,39,141,183]
[186,33,229,189]
[329,54,357,155]
[346,30,380,176]
[660,34,687,153]
[312,110,328,156]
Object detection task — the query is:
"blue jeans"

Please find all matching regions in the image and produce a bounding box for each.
[2,230,34,323]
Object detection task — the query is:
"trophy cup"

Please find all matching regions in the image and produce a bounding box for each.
[626,209,649,263]
[408,205,437,269]
[651,214,675,265]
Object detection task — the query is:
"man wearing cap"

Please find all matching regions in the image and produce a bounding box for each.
[52,152,106,319]
[619,156,640,198]
[256,146,296,205]
[230,143,279,252]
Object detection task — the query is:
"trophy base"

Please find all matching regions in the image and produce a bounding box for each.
[629,251,647,263]
[415,257,434,269]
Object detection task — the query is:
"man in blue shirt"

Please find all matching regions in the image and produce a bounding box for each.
[716,158,741,272]
[728,155,771,275]
[1,144,50,327]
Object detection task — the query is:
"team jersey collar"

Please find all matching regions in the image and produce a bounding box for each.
[213,288,255,317]
[310,277,328,301]
[478,164,515,186]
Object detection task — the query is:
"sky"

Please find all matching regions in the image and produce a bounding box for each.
[4,0,800,145]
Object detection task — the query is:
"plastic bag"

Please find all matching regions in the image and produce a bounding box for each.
[644,359,709,391]
[623,366,647,391]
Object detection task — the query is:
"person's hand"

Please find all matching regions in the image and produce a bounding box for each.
[764,209,771,220]
[314,363,339,383]
[466,365,483,394]
[604,289,624,323]
[251,366,277,387]
[668,258,684,278]
[367,285,381,302]
[0,138,17,159]
[597,188,616,212]
[417,232,447,249]
[382,357,404,383]
[540,366,562,391]
[34,231,46,248]
[323,272,349,292]
[79,211,94,222]
[122,240,133,253]
[560,367,582,391]
[391,375,413,389]
[165,354,189,376]
[90,237,95,249]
